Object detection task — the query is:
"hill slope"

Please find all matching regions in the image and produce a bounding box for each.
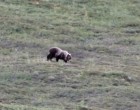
[0,0,140,110]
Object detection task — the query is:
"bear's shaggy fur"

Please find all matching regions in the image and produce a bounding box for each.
[47,47,71,63]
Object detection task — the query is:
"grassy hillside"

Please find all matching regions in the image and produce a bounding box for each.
[0,0,140,110]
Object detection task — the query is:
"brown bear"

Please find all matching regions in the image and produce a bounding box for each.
[47,47,71,63]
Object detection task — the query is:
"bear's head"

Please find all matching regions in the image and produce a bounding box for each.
[59,52,71,63]
[66,54,71,61]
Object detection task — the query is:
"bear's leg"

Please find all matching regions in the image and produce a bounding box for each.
[64,60,67,63]
[56,56,60,62]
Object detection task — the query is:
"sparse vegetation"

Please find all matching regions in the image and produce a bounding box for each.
[0,0,140,110]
